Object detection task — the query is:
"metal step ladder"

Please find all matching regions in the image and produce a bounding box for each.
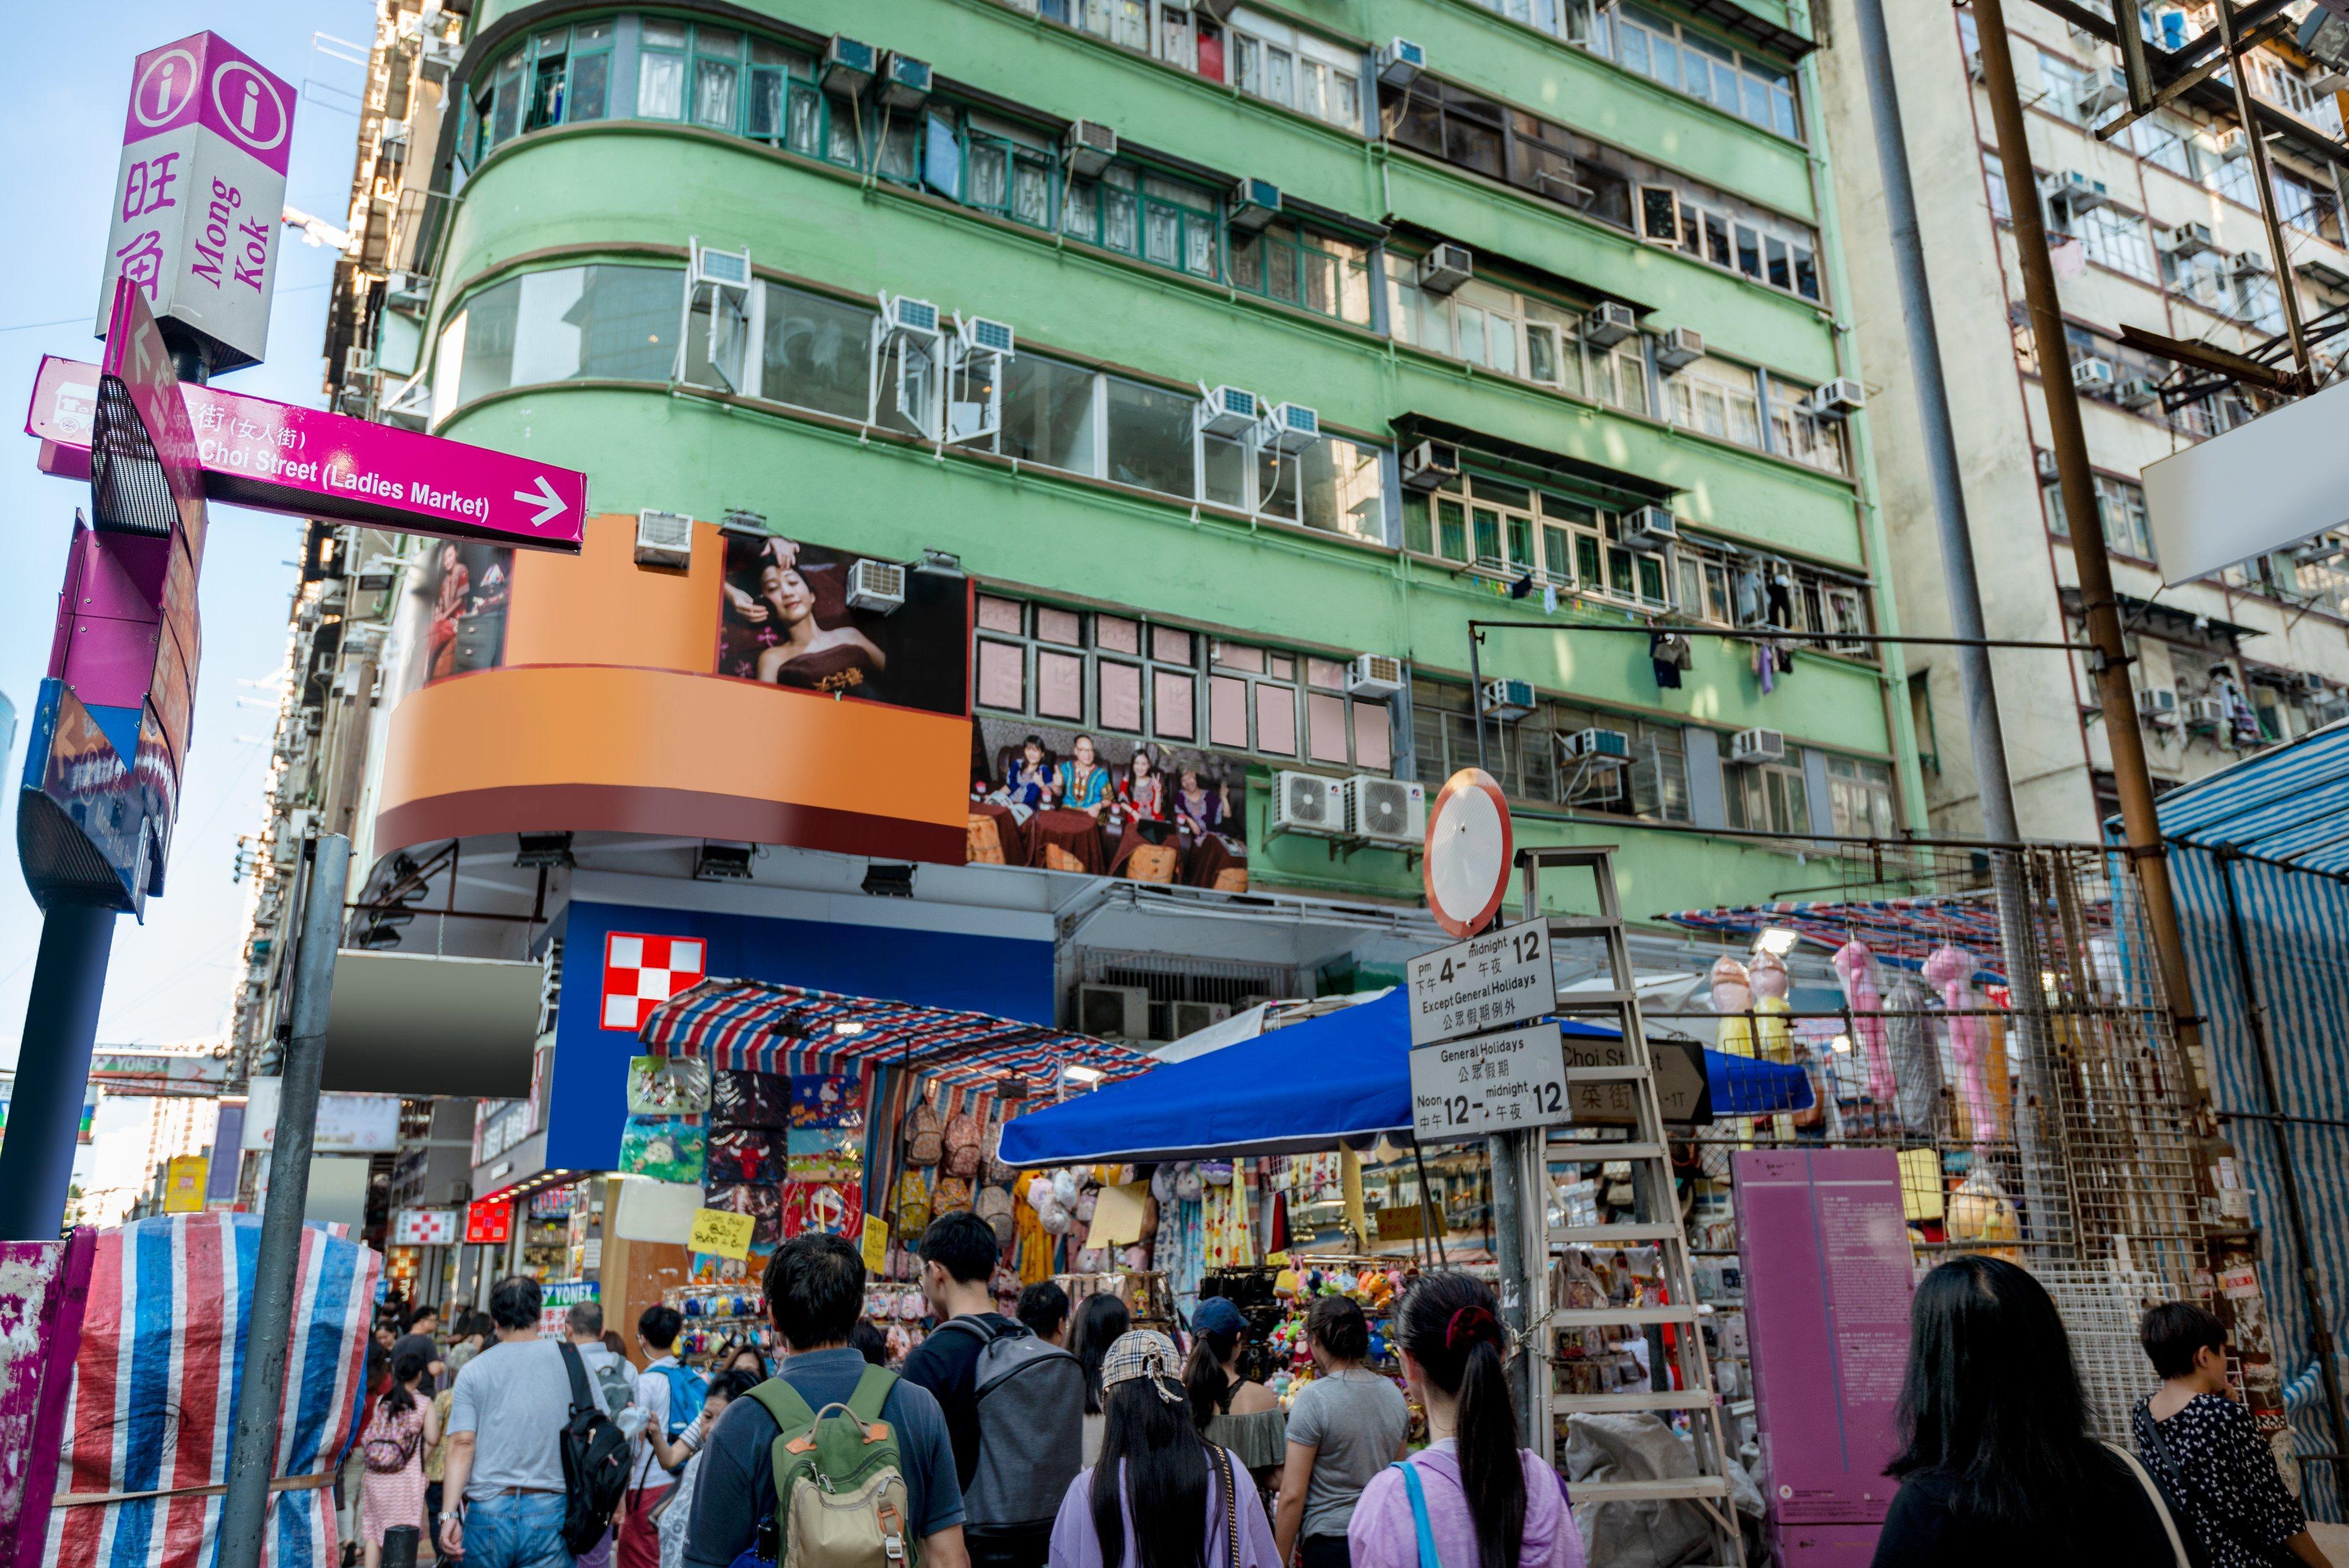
[1519,845,1745,1567]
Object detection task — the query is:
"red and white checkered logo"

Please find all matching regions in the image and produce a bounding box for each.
[601,933,707,1031]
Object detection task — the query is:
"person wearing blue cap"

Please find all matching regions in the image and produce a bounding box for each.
[1184,1296,1288,1504]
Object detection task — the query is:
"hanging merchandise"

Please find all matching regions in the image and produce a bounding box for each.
[904,1093,946,1167]
[1831,940,1899,1111]
[1924,945,1998,1146]
[779,1179,864,1240]
[892,1169,933,1239]
[974,1183,1016,1247]
[943,1110,984,1178]
[708,1125,785,1186]
[785,1124,861,1183]
[619,1116,707,1184]
[1014,1176,1053,1284]
[707,1182,784,1246]
[1945,1169,2021,1260]
[628,1055,713,1115]
[790,1072,865,1129]
[982,1114,1017,1186]
[712,1069,792,1129]
[1164,1195,1206,1308]
[932,1175,974,1215]
[1202,1175,1256,1269]
[1883,970,1945,1140]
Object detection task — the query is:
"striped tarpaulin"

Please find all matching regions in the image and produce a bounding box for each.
[46,1213,379,1568]
[1658,895,2054,984]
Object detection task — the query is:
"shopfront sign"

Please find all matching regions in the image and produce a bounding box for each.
[97,34,293,370]
[1408,1021,1572,1142]
[240,1079,399,1151]
[393,1208,461,1246]
[1406,920,1553,1047]
[688,1206,757,1260]
[161,1155,207,1213]
[464,1198,513,1245]
[30,354,587,551]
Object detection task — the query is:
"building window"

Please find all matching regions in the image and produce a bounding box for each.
[1409,678,1690,821]
[1725,746,1808,835]
[1824,755,1896,837]
[1666,356,1762,447]
[1670,538,1875,658]
[464,21,614,162]
[1405,473,1672,610]
[1226,8,1364,131]
[432,264,683,421]
[1231,224,1376,324]
[974,596,1391,768]
[1612,3,1799,138]
[2043,470,2154,560]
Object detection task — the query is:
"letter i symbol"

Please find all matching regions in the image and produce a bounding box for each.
[153,63,176,119]
[240,80,261,135]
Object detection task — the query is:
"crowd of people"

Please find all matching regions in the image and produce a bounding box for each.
[359,1239,2323,1568]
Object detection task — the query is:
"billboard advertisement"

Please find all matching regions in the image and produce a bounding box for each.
[716,533,966,713]
[970,716,1250,888]
[421,538,512,683]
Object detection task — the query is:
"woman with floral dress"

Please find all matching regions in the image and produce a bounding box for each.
[357,1346,437,1567]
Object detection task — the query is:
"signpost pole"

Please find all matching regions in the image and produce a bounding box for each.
[0,906,116,1239]
[217,833,349,1568]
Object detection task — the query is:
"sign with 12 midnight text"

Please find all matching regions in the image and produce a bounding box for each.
[1409,1021,1573,1142]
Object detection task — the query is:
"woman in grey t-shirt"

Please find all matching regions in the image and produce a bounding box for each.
[1274,1296,1411,1568]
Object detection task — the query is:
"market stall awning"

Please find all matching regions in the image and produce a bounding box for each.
[639,978,1151,1096]
[2154,721,2349,873]
[998,988,1814,1167]
[1658,896,2071,986]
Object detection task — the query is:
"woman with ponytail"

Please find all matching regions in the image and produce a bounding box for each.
[1185,1296,1287,1495]
[1347,1273,1583,1568]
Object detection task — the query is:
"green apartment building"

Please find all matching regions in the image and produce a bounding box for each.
[290,0,1923,1066]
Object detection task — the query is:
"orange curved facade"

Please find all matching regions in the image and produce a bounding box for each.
[373,515,971,863]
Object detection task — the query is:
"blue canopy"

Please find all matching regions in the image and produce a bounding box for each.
[999,988,1816,1166]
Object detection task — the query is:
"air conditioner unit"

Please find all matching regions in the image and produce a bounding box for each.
[879,51,932,108]
[2158,220,2217,257]
[2232,249,2273,278]
[822,35,877,95]
[1346,774,1428,844]
[2076,67,2129,116]
[883,294,942,338]
[1171,1000,1234,1038]
[1729,727,1787,765]
[846,557,906,613]
[344,347,375,379]
[2047,169,2113,211]
[1272,770,1347,836]
[379,118,410,151]
[634,509,694,568]
[1812,377,1865,417]
[2138,686,2179,724]
[1077,983,1149,1040]
[1261,401,1320,452]
[1230,177,1282,232]
[1654,327,1704,373]
[1400,438,1460,492]
[1481,678,1537,722]
[960,316,1015,356]
[1066,119,1118,177]
[1378,37,1427,89]
[1198,384,1261,436]
[1582,300,1638,347]
[2213,126,2249,162]
[2184,694,2227,730]
[1347,653,1406,699]
[2035,448,2060,480]
[1416,243,1473,294]
[2071,357,2116,390]
[1621,505,1678,551]
[2114,376,2161,409]
[1967,48,1986,81]
[1563,727,1632,766]
[690,242,752,293]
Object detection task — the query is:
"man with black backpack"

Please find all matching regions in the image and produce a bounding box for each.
[440,1276,629,1568]
[683,1232,968,1568]
[902,1213,1083,1568]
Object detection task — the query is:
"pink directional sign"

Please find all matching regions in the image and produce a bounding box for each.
[28,355,586,551]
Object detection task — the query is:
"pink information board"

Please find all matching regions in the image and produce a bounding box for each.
[1733,1148,1914,1563]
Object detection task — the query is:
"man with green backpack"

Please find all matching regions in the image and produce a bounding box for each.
[682,1233,970,1568]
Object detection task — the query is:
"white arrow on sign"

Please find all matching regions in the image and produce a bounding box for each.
[514,475,568,527]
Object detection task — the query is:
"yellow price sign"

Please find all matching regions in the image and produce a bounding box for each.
[862,1215,889,1273]
[689,1207,757,1260]
[163,1156,209,1215]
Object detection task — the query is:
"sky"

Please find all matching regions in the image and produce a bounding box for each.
[0,0,374,1064]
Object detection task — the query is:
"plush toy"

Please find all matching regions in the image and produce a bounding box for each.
[1023,1173,1052,1214]
[1119,1244,1151,1271]
[1945,1169,2021,1261]
[1274,1267,1301,1297]
[1746,949,1794,1066]
[1039,1196,1074,1235]
[1831,938,1899,1107]
[1075,1187,1099,1224]
[1075,1247,1107,1272]
[1050,1169,1082,1206]
[1710,956,1755,1060]
[1173,1162,1204,1202]
[1152,1164,1177,1205]
[1199,1159,1234,1185]
[1925,945,1997,1145]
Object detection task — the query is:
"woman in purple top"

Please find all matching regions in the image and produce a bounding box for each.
[1048,1329,1280,1568]
[1348,1273,1584,1568]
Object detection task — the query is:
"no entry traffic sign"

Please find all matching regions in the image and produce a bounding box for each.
[28,355,586,551]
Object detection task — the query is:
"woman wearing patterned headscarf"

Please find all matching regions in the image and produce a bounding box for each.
[1047,1329,1279,1568]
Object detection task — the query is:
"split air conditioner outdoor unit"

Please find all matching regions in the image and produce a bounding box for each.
[2114,376,2161,409]
[846,558,907,613]
[2072,357,2116,391]
[2076,67,2129,117]
[2158,220,2216,257]
[1198,384,1261,436]
[1811,377,1865,417]
[1229,177,1283,231]
[1066,119,1118,176]
[1272,770,1347,836]
[1416,243,1474,294]
[1400,439,1460,492]
[634,509,695,569]
[2213,127,2249,162]
[1261,401,1321,452]
[1346,653,1406,699]
[1620,506,1679,551]
[1654,327,1704,373]
[2232,249,2274,278]
[1581,301,1638,347]
[2139,687,2180,725]
[1346,775,1427,844]
[1378,38,1427,89]
[2184,694,2227,731]
[1170,1000,1234,1038]
[1562,727,1632,766]
[878,52,932,108]
[822,35,876,95]
[1077,984,1150,1039]
[2047,169,2114,212]
[1481,678,1537,723]
[1729,727,1787,765]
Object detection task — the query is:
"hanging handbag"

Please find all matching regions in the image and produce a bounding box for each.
[1213,1443,1245,1568]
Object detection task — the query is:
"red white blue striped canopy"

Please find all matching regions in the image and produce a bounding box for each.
[637,978,1150,1094]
